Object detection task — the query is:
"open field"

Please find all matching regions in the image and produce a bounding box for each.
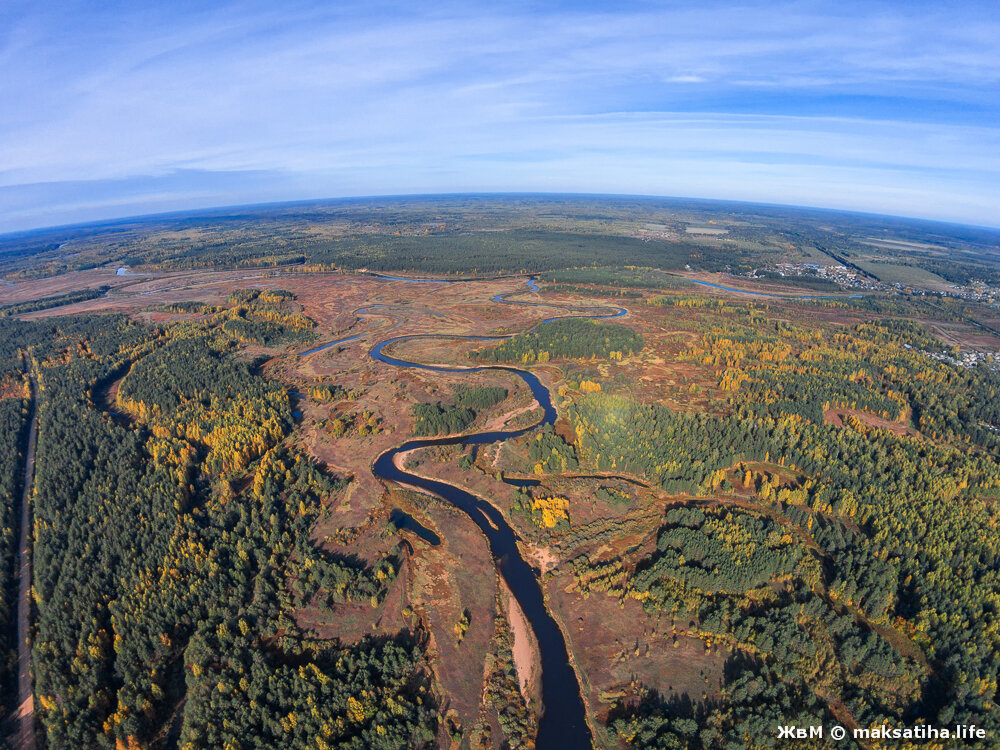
[855,260,953,290]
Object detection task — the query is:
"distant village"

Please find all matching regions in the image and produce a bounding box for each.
[748,261,1000,305]
[739,262,1000,369]
[762,262,884,290]
[924,347,1000,371]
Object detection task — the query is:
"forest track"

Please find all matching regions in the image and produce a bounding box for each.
[91,359,135,424]
[12,356,38,750]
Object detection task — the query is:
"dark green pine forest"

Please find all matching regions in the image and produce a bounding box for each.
[412,386,508,436]
[0,328,32,749]
[475,318,642,364]
[0,314,435,750]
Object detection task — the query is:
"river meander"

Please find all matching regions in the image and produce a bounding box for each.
[316,276,607,748]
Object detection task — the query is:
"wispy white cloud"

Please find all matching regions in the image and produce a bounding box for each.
[0,0,998,230]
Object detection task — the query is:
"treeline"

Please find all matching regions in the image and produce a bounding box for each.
[0,395,24,709]
[613,658,845,749]
[308,384,355,402]
[568,380,1000,740]
[13,314,436,749]
[475,318,642,364]
[454,385,508,410]
[803,295,912,314]
[325,409,382,438]
[227,288,295,305]
[537,266,693,290]
[544,284,643,298]
[527,426,578,473]
[221,287,315,345]
[755,271,842,291]
[412,386,507,436]
[158,300,223,314]
[0,324,30,728]
[635,506,805,594]
[649,295,752,311]
[0,286,108,316]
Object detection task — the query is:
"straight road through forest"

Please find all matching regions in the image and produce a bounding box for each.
[12,357,37,750]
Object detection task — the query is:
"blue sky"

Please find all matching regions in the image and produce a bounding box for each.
[1,0,998,232]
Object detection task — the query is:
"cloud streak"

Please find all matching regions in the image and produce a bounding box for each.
[1,0,998,230]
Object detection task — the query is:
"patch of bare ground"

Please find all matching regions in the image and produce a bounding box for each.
[0,268,120,306]
[918,318,1000,350]
[403,497,500,743]
[823,408,919,437]
[499,579,541,704]
[482,400,539,431]
[388,336,491,367]
[547,569,728,749]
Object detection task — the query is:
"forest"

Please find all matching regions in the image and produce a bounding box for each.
[412,386,507,436]
[7,196,995,285]
[475,318,642,364]
[0,322,30,739]
[560,303,1000,747]
[537,267,694,291]
[5,313,434,749]
[219,287,315,345]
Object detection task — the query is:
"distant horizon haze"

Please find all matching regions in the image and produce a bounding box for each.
[2,1,998,232]
[2,191,1000,241]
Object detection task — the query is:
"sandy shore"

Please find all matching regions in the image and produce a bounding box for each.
[483,399,539,431]
[500,579,541,704]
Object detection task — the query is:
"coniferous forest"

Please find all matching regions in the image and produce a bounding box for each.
[412,386,508,436]
[475,318,642,364]
[0,328,31,743]
[0,313,434,750]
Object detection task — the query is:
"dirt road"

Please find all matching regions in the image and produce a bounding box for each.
[12,360,37,750]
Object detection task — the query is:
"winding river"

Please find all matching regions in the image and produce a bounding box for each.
[311,270,858,744]
[370,343,591,748]
[313,277,614,748]
[686,277,864,300]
